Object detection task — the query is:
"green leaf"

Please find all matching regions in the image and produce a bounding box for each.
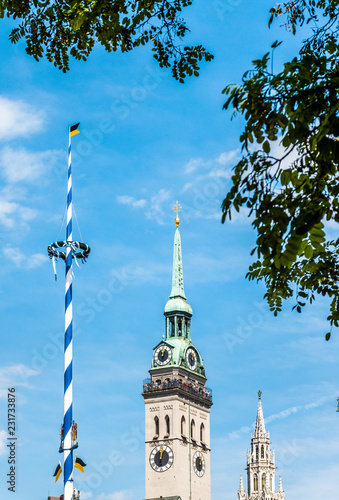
[280,169,290,186]
[304,245,314,259]
[263,140,270,153]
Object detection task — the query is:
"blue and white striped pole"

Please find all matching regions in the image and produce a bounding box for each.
[47,123,90,499]
[64,123,79,500]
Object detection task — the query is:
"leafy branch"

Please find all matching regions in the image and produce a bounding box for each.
[0,0,213,80]
[222,3,339,337]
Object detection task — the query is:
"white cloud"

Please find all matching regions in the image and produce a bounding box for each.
[184,157,207,174]
[184,149,239,175]
[216,150,240,165]
[267,140,300,172]
[0,199,20,228]
[0,96,44,141]
[115,151,239,225]
[96,491,133,500]
[116,195,147,208]
[222,392,337,442]
[110,261,170,288]
[0,364,40,398]
[0,146,64,183]
[179,151,239,221]
[79,492,93,500]
[0,430,7,456]
[145,188,171,224]
[0,197,38,228]
[3,246,47,269]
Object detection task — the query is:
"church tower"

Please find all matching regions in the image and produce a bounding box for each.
[238,392,285,500]
[142,205,212,500]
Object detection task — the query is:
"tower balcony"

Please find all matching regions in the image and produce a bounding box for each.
[142,378,213,405]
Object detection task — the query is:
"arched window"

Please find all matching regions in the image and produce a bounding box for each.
[170,318,174,337]
[181,415,186,435]
[178,318,182,336]
[165,415,170,435]
[262,473,266,490]
[154,416,159,436]
[255,445,259,461]
[253,475,258,491]
[191,419,195,440]
[261,445,265,459]
[200,423,205,442]
[270,475,273,490]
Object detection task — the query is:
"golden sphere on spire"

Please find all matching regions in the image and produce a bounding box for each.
[173,201,182,227]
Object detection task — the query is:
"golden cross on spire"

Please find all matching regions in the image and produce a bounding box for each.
[173,201,182,227]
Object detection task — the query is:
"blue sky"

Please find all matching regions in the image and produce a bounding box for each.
[0,1,338,500]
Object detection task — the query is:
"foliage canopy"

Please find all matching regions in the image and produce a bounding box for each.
[222,0,339,338]
[0,0,213,82]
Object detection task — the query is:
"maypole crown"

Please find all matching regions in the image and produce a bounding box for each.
[47,241,91,281]
[48,241,91,262]
[173,201,182,227]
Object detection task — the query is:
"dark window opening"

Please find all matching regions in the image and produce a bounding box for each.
[165,415,170,435]
[181,415,186,435]
[154,416,159,436]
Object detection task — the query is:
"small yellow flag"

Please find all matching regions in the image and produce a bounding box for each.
[53,462,62,482]
[70,123,80,137]
[74,456,86,473]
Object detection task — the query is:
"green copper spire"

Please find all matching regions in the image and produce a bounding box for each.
[164,203,192,316]
[170,226,186,299]
[151,203,205,376]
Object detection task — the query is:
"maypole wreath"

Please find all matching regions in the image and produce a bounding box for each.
[48,241,91,280]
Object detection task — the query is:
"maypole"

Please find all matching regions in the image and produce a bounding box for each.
[48,123,90,500]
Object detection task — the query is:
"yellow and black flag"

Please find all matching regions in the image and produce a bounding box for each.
[74,456,86,473]
[53,461,62,482]
[70,123,80,137]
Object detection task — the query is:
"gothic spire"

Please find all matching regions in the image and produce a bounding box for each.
[239,474,245,492]
[243,393,285,500]
[254,390,267,436]
[278,476,284,492]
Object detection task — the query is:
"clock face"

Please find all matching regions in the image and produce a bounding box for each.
[193,451,205,477]
[186,348,198,370]
[149,445,174,472]
[154,345,172,366]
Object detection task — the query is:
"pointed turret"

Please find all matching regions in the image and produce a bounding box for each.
[238,474,247,500]
[279,476,283,492]
[276,475,285,500]
[254,390,267,437]
[244,392,285,499]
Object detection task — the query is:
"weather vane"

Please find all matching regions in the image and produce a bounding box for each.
[173,201,182,227]
[258,390,262,400]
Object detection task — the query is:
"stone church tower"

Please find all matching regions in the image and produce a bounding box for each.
[238,392,285,500]
[142,210,212,500]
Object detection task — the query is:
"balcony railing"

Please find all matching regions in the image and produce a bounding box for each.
[142,378,212,403]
